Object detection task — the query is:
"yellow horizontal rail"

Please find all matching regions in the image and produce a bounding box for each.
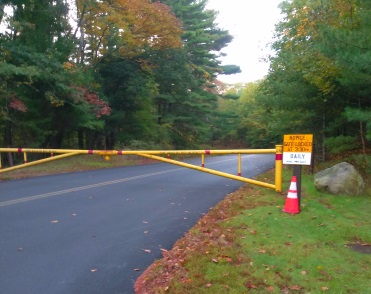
[0,148,275,155]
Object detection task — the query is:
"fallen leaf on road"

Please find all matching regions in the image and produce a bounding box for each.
[50,220,59,223]
[18,247,23,252]
[142,249,151,253]
[90,269,98,273]
[144,231,148,234]
[142,221,148,224]
[72,213,77,217]
[133,268,140,271]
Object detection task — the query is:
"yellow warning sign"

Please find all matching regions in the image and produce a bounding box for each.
[283,134,313,165]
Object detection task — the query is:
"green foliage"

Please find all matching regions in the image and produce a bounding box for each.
[124,139,163,151]
[163,0,235,83]
[349,154,371,174]
[220,64,241,75]
[325,136,359,155]
[345,107,371,140]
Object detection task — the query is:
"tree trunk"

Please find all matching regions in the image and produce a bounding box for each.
[321,107,326,162]
[4,120,13,166]
[105,131,115,150]
[358,98,366,155]
[78,129,84,149]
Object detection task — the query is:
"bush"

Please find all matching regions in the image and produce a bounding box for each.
[325,135,359,155]
[118,139,173,150]
[350,154,371,174]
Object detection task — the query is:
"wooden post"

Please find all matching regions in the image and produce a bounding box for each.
[293,165,302,206]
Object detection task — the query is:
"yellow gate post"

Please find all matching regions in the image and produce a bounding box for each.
[238,154,242,176]
[275,145,283,192]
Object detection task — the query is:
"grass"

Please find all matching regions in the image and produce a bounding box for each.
[0,154,147,180]
[136,168,371,293]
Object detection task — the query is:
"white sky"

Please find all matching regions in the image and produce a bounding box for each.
[206,0,283,84]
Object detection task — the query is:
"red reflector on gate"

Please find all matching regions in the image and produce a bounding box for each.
[276,154,283,160]
[205,150,210,155]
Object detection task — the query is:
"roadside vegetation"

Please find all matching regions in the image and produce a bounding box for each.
[0,154,149,180]
[135,163,370,293]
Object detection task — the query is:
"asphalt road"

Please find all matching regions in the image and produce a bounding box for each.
[0,154,275,294]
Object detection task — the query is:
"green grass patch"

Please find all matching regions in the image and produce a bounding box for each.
[0,154,142,180]
[139,168,371,293]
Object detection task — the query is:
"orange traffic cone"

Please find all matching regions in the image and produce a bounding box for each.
[283,176,300,214]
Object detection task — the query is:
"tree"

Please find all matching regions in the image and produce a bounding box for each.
[0,0,112,150]
[163,0,238,84]
[72,0,183,65]
[260,0,371,160]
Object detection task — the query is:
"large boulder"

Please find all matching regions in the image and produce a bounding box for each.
[314,162,364,196]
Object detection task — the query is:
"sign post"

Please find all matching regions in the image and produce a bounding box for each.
[283,134,313,206]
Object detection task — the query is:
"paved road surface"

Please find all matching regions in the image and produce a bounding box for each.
[0,154,274,294]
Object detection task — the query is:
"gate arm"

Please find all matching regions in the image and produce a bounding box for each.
[137,153,276,190]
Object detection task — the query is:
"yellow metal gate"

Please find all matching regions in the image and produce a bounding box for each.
[0,146,283,192]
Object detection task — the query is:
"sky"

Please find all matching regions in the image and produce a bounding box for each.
[206,0,283,84]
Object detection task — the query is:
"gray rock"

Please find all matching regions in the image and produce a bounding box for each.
[314,162,364,196]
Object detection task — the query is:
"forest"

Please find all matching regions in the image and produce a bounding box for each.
[0,0,370,169]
